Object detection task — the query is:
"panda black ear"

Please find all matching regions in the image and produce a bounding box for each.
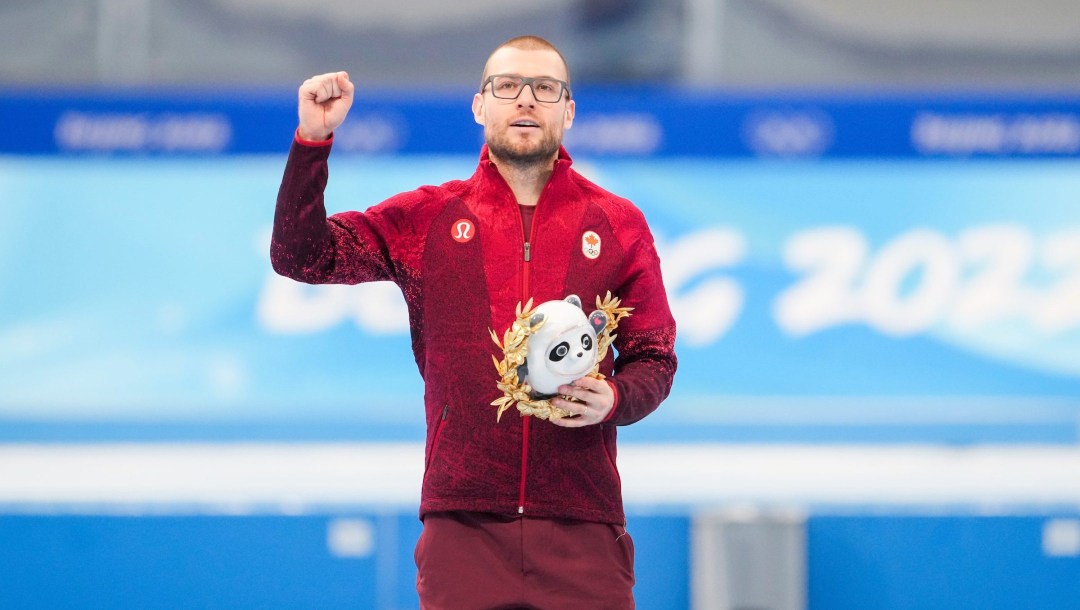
[529,312,545,327]
[564,294,582,309]
[588,310,609,335]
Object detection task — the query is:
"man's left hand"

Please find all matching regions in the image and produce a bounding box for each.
[550,377,614,427]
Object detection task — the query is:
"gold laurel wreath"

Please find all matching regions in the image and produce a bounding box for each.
[490,292,633,422]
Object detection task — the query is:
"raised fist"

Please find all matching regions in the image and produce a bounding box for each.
[297,71,355,141]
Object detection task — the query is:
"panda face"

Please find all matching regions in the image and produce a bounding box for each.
[522,298,602,396]
[531,324,597,394]
[546,331,597,374]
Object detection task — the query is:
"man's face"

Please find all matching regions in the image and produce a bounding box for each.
[472,47,575,168]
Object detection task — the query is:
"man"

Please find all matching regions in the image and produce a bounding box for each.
[272,36,676,609]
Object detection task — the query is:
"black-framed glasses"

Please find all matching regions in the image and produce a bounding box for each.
[481,74,571,103]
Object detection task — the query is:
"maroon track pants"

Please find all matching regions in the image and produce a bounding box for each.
[414,511,636,610]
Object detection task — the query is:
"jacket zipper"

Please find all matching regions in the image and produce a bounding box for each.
[516,171,556,515]
[519,229,532,514]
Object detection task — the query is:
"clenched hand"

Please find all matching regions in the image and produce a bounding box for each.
[297,71,355,141]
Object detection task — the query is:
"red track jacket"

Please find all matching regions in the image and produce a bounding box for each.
[272,136,677,524]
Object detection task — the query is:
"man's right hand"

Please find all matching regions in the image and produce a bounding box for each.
[297,71,355,142]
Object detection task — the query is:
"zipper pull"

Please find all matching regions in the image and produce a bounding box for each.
[441,404,449,420]
[524,242,531,262]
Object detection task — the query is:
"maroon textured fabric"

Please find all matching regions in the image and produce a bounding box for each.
[518,203,535,240]
[272,138,677,524]
[415,511,635,610]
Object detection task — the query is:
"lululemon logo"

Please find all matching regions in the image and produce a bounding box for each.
[452,219,475,243]
[582,231,601,259]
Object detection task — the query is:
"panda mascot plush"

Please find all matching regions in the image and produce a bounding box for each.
[520,295,609,397]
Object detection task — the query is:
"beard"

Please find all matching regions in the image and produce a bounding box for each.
[485,127,561,169]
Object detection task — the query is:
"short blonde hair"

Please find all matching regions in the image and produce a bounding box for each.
[480,35,571,90]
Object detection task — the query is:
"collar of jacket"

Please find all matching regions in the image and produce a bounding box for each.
[476,144,575,208]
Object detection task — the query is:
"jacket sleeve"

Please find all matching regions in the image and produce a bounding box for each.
[605,221,678,426]
[270,137,404,285]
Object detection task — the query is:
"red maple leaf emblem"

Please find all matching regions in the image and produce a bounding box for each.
[585,234,599,246]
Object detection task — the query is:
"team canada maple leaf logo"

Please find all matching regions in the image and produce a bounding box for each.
[582,231,601,259]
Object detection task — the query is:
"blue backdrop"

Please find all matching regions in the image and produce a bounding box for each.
[1,89,1079,443]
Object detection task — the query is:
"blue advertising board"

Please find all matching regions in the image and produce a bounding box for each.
[0,511,689,610]
[3,87,1080,158]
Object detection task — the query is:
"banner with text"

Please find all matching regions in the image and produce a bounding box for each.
[1,136,1079,443]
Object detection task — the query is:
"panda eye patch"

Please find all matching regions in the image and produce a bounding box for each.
[549,342,570,361]
[581,334,593,351]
